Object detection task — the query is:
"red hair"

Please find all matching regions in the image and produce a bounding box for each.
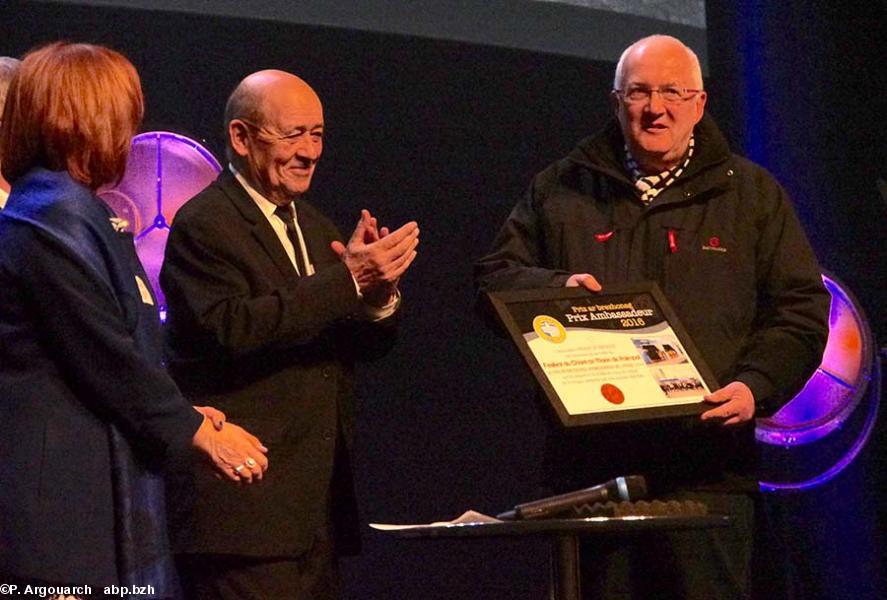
[0,42,144,189]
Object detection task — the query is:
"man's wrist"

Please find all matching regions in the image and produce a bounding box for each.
[363,285,397,307]
[364,288,401,320]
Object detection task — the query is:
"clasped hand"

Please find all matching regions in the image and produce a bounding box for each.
[331,209,419,305]
[192,406,269,483]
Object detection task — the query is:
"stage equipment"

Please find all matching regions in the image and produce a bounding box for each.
[99,131,222,315]
[497,475,647,520]
[384,512,730,600]
[756,272,881,491]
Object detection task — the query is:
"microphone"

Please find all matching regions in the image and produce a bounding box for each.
[497,475,647,520]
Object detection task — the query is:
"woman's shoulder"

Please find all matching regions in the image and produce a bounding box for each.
[5,168,101,222]
[1,168,120,272]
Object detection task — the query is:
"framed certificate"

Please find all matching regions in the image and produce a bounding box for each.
[486,283,718,427]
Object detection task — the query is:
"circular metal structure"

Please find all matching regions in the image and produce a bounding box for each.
[756,272,880,491]
[100,131,222,313]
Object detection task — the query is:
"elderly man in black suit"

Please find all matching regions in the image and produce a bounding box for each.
[161,70,419,599]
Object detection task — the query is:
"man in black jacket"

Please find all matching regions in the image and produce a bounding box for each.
[161,70,419,599]
[475,35,829,599]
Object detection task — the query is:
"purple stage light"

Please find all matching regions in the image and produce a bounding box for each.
[756,273,880,491]
[100,132,222,313]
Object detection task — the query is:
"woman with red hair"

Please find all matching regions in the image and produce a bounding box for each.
[0,43,268,595]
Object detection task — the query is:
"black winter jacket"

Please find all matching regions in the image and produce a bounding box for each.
[475,115,829,492]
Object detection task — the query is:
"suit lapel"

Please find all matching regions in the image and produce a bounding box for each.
[295,201,336,271]
[218,175,298,280]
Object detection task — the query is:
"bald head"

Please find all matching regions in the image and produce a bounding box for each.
[224,70,321,132]
[611,35,706,174]
[225,70,325,204]
[614,35,703,91]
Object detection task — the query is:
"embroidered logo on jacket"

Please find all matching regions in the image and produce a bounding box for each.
[702,236,727,253]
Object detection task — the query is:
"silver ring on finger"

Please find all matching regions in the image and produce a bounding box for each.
[234,464,245,474]
[245,457,257,468]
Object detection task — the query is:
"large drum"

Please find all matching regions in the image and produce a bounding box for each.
[100,132,222,315]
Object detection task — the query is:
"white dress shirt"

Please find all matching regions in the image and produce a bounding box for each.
[232,167,313,276]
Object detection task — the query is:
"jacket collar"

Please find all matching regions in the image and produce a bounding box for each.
[217,171,264,225]
[568,113,732,184]
[216,172,298,279]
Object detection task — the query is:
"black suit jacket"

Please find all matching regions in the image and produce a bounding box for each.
[161,173,395,557]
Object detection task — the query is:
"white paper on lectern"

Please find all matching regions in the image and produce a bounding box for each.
[369,510,501,531]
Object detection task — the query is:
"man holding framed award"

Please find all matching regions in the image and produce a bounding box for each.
[475,35,829,599]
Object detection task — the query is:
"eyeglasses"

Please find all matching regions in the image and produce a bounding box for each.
[239,119,323,146]
[613,86,703,104]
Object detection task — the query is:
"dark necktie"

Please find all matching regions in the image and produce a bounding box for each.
[273,204,308,276]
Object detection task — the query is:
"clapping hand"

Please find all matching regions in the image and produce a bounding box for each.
[331,209,419,305]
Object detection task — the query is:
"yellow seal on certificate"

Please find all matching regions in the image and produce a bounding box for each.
[532,315,567,344]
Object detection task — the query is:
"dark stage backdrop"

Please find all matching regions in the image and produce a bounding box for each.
[3,0,884,598]
[705,2,887,598]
